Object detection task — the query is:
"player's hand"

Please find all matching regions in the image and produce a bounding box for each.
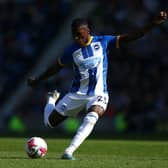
[153,11,167,25]
[27,77,38,87]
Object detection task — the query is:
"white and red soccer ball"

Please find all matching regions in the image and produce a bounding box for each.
[25,137,47,158]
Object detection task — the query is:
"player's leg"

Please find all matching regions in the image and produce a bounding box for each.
[62,105,103,160]
[44,90,67,128]
[62,95,108,160]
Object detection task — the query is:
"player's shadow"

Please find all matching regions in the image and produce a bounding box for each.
[0,156,28,159]
[0,156,62,160]
[42,156,64,160]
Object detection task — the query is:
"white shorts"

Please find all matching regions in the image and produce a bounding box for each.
[55,93,109,117]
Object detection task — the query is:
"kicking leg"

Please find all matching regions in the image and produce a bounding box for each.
[44,90,67,128]
[61,105,104,160]
[48,109,67,127]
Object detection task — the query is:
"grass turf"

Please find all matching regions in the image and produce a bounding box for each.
[0,137,168,168]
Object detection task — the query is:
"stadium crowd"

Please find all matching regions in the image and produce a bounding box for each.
[1,0,168,133]
[94,0,168,132]
[0,0,72,104]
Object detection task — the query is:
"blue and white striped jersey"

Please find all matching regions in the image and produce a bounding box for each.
[60,35,118,96]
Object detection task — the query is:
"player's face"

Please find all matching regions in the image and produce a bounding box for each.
[72,25,90,46]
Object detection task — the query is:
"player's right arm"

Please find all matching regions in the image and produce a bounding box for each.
[27,57,64,87]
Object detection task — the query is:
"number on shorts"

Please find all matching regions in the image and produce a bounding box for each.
[97,96,107,104]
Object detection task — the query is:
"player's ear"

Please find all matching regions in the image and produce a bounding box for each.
[87,27,90,34]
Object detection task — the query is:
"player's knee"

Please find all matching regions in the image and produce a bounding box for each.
[48,110,68,128]
[44,111,60,128]
[84,112,99,125]
[88,105,105,117]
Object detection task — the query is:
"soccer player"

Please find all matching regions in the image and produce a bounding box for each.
[27,11,167,160]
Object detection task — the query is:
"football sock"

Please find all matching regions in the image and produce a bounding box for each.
[64,112,99,155]
[44,97,56,128]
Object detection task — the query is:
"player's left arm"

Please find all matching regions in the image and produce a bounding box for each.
[118,11,167,46]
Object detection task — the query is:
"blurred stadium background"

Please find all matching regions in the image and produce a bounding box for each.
[0,0,168,137]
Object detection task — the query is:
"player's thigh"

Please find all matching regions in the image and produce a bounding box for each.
[86,94,109,116]
[55,93,86,117]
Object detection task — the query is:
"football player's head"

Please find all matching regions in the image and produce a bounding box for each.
[71,18,91,46]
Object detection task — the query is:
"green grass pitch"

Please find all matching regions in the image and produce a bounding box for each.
[0,137,168,168]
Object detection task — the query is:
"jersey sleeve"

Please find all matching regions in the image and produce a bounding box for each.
[103,35,119,49]
[59,46,73,66]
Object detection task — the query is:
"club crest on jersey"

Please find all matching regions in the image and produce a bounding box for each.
[94,44,100,50]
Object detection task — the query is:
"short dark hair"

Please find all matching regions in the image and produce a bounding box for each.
[71,18,89,33]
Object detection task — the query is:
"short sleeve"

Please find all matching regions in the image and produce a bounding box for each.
[59,46,73,65]
[103,35,119,49]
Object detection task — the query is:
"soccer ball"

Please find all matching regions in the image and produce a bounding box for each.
[25,137,47,158]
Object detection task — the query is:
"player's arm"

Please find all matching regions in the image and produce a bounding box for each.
[118,11,167,46]
[27,57,64,87]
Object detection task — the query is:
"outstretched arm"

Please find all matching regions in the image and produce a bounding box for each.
[118,11,167,46]
[27,57,64,87]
